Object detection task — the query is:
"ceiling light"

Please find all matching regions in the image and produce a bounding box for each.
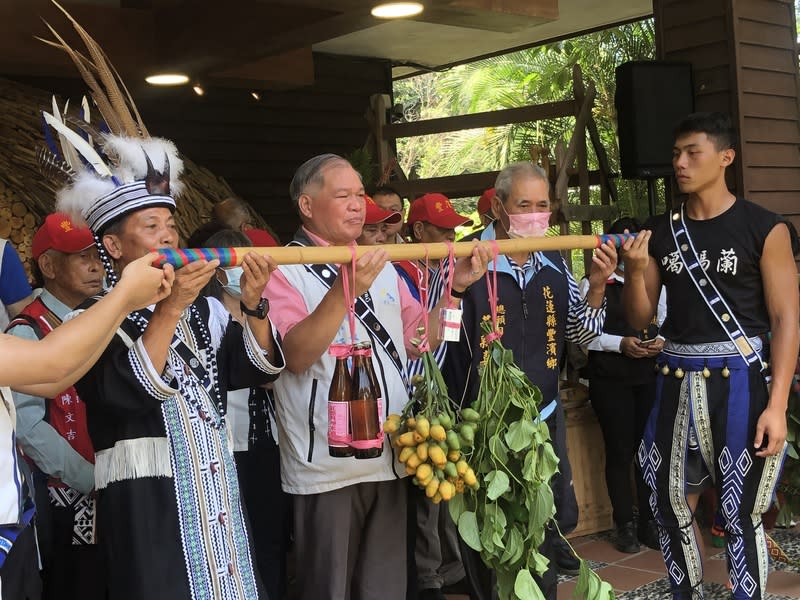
[192,84,205,96]
[145,73,190,86]
[251,91,261,101]
[371,2,424,19]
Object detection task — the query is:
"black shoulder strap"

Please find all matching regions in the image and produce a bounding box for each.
[6,313,44,339]
[289,233,408,386]
[135,304,214,388]
[669,204,765,370]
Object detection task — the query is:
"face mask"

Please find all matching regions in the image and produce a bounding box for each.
[217,267,243,298]
[501,204,551,238]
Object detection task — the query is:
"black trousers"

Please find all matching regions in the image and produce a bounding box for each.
[459,402,577,600]
[234,446,291,600]
[589,376,655,527]
[0,525,41,600]
[32,474,107,600]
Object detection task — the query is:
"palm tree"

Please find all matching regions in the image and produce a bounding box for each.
[394,19,657,220]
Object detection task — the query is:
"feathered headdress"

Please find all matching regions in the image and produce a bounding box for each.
[36,0,184,283]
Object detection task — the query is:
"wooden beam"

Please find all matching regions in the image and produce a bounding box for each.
[207,47,315,89]
[0,2,156,79]
[392,170,608,199]
[157,3,377,78]
[448,0,559,19]
[416,0,558,33]
[383,100,576,139]
[562,204,619,222]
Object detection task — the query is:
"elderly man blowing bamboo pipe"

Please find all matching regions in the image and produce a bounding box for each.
[263,153,489,600]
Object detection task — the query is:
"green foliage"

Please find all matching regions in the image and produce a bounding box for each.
[394,19,659,222]
[344,146,378,189]
[448,321,614,599]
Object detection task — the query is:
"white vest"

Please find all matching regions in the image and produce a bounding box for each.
[273,263,409,495]
[0,387,21,525]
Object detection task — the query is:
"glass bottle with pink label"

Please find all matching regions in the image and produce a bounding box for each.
[328,353,353,458]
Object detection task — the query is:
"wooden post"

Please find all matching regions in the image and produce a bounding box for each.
[572,65,593,272]
[555,83,595,219]
[553,138,572,271]
[572,65,618,205]
[600,184,611,233]
[370,93,391,181]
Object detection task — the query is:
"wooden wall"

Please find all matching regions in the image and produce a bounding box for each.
[655,0,800,230]
[142,53,393,242]
[733,0,800,225]
[13,52,393,243]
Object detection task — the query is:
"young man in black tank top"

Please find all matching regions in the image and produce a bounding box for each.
[622,112,799,599]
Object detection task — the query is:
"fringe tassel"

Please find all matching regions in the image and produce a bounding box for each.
[94,437,172,490]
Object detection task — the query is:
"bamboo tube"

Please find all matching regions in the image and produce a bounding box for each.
[155,233,632,269]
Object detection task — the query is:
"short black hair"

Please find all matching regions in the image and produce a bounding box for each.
[608,217,642,235]
[673,112,736,151]
[372,185,403,201]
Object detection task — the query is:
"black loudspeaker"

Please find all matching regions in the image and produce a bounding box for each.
[615,61,694,179]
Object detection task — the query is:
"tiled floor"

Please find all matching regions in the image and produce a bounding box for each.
[557,526,800,599]
[443,527,800,599]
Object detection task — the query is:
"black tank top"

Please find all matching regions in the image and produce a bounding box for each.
[647,198,780,344]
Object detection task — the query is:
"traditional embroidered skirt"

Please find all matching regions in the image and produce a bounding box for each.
[638,338,785,599]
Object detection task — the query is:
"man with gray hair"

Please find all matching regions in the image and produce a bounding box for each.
[439,161,618,599]
[263,153,490,600]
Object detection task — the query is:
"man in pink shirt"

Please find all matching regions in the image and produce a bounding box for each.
[264,153,488,600]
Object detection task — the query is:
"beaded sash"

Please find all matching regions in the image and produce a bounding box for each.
[129,305,259,599]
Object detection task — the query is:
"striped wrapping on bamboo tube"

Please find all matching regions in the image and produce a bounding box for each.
[153,233,635,268]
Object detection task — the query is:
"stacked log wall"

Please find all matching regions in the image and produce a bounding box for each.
[4,52,392,257]
[0,77,244,276]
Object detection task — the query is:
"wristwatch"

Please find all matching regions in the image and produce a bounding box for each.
[240,298,269,320]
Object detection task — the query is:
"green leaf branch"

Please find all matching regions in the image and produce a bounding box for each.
[449,321,615,600]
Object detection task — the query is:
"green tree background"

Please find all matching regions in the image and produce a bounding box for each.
[393,19,658,276]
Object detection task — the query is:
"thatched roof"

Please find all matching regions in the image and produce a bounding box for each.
[0,76,246,267]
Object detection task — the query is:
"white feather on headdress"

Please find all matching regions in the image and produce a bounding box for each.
[39,0,185,229]
[103,135,185,195]
[56,170,118,226]
[38,0,186,285]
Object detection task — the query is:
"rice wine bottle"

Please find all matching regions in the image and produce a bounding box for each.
[328,353,354,458]
[350,342,382,459]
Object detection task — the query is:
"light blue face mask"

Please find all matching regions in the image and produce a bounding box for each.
[218,267,243,298]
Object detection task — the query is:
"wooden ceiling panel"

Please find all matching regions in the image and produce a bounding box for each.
[0,0,653,89]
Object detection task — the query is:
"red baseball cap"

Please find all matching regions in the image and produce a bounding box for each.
[32,212,96,260]
[244,228,279,247]
[407,193,472,228]
[365,195,402,225]
[478,187,495,216]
